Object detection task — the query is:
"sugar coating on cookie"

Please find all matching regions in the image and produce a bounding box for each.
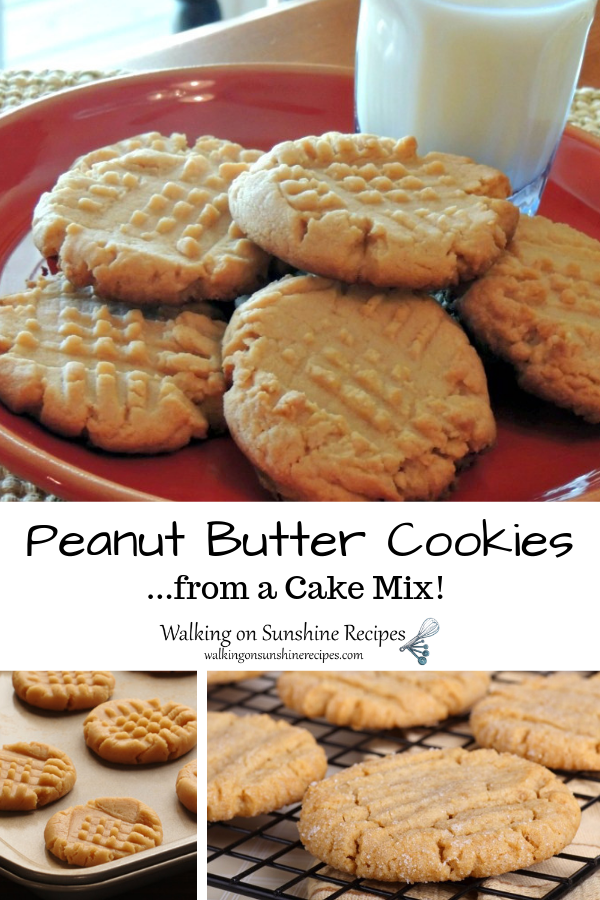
[0,742,76,810]
[223,275,496,501]
[0,273,226,453]
[299,747,581,883]
[84,698,197,764]
[471,673,600,770]
[33,132,270,305]
[206,671,264,685]
[176,758,197,813]
[207,711,328,821]
[229,132,518,290]
[278,671,490,730]
[44,796,162,866]
[457,214,600,422]
[12,671,115,711]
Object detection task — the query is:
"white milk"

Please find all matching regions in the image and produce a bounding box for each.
[355,0,595,197]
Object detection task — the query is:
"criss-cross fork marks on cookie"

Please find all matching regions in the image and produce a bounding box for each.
[24,672,101,686]
[222,276,496,501]
[299,747,582,883]
[277,671,491,730]
[0,743,76,809]
[1,748,47,787]
[0,274,226,453]
[458,214,600,423]
[72,808,152,854]
[229,133,519,290]
[32,133,270,305]
[207,711,327,821]
[45,797,163,866]
[12,670,115,710]
[84,698,197,764]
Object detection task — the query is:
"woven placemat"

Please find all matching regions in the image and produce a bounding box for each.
[0,70,599,500]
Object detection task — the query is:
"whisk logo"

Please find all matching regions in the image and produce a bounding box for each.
[399,618,440,665]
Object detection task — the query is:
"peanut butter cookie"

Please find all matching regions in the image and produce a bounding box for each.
[229,132,518,290]
[207,711,327,821]
[277,671,490,730]
[457,214,600,422]
[223,275,496,501]
[44,796,162,866]
[471,673,600,770]
[12,670,115,711]
[84,698,197,764]
[0,273,226,453]
[299,748,581,882]
[33,132,269,305]
[0,741,76,810]
[176,758,197,813]
[207,671,264,685]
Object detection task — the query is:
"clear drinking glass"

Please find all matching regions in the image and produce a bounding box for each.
[355,0,596,215]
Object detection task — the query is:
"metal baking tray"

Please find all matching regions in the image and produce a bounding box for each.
[0,671,197,898]
[207,672,600,900]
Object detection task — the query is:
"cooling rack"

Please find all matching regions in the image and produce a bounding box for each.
[207,672,600,900]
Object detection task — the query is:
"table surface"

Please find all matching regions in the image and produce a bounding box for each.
[121,0,600,88]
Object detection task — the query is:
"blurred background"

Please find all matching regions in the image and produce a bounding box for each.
[1,0,284,69]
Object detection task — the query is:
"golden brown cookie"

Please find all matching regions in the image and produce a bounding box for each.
[0,273,226,453]
[33,132,269,305]
[277,671,490,730]
[457,214,600,422]
[222,275,496,501]
[12,671,115,711]
[229,132,518,290]
[0,742,76,810]
[470,673,600,770]
[44,796,162,866]
[84,698,197,764]
[176,758,197,813]
[207,711,327,821]
[206,671,264,685]
[299,748,581,882]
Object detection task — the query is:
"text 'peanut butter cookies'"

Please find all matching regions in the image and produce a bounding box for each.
[471,673,600,770]
[457,214,600,422]
[176,758,197,813]
[299,748,581,883]
[0,273,226,453]
[44,796,162,866]
[12,671,115,711]
[84,698,197,764]
[207,711,327,821]
[229,132,519,290]
[33,132,270,305]
[0,742,76,810]
[278,671,490,730]
[222,275,496,501]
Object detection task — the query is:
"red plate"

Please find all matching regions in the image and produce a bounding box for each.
[0,65,599,501]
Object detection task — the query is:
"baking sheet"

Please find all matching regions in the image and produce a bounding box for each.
[0,671,197,890]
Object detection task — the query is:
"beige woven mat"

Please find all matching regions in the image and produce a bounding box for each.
[0,70,599,501]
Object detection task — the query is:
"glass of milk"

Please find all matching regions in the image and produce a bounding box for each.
[355,0,596,215]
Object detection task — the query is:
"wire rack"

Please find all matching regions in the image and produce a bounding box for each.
[207,673,600,900]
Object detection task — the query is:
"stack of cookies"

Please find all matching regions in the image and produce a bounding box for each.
[3,128,600,498]
[0,132,268,455]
